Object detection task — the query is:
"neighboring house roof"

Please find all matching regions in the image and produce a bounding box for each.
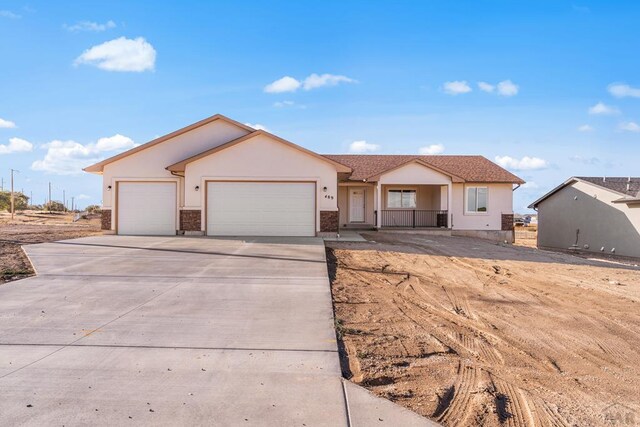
[576,176,640,197]
[166,130,352,173]
[528,176,640,208]
[322,154,525,184]
[84,114,255,174]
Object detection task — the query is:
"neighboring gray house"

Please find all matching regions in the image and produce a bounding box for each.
[529,177,640,258]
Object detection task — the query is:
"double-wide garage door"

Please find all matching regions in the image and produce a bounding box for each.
[207,182,315,236]
[117,182,176,235]
[115,181,315,236]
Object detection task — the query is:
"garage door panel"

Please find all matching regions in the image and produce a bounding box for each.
[207,182,315,236]
[118,182,176,236]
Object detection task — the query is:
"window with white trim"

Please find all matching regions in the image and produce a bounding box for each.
[466,186,488,213]
[387,189,416,208]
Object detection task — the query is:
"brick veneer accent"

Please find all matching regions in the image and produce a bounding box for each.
[180,209,202,232]
[101,209,111,230]
[501,213,514,231]
[320,210,339,233]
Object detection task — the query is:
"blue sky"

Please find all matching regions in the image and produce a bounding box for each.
[1,1,639,211]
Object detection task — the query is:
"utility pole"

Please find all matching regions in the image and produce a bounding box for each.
[48,182,52,214]
[71,196,75,212]
[63,190,66,212]
[10,169,18,220]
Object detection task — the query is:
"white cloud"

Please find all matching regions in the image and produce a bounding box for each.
[588,102,619,115]
[478,82,495,93]
[569,155,599,165]
[577,124,594,132]
[496,80,519,96]
[74,37,156,72]
[302,73,356,90]
[349,140,380,153]
[442,80,472,95]
[244,123,270,132]
[0,137,33,154]
[76,194,91,200]
[608,83,640,98]
[273,100,295,107]
[31,134,135,175]
[476,80,519,96]
[264,73,356,93]
[95,134,135,151]
[495,155,548,171]
[264,76,301,93]
[418,143,445,155]
[64,20,116,32]
[0,10,20,19]
[619,121,640,132]
[0,118,16,128]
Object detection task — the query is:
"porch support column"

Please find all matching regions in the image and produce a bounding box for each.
[376,182,382,228]
[447,183,453,228]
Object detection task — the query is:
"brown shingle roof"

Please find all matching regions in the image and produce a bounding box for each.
[323,154,525,183]
[576,177,640,197]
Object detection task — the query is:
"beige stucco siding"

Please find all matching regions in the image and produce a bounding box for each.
[537,180,640,257]
[451,183,513,230]
[102,120,250,209]
[378,162,451,185]
[184,134,339,232]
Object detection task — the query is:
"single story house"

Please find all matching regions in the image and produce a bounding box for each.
[529,176,640,258]
[85,114,524,240]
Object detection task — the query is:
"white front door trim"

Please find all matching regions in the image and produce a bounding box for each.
[349,188,366,223]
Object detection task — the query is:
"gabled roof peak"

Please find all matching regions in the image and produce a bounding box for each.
[84,114,254,174]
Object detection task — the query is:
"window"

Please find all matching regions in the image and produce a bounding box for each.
[387,189,416,208]
[466,186,488,213]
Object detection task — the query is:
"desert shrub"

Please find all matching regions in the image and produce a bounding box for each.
[0,191,29,211]
[43,200,65,212]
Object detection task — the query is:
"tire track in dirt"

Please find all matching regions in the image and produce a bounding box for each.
[491,376,536,427]
[434,362,479,426]
[533,398,572,427]
[328,240,640,426]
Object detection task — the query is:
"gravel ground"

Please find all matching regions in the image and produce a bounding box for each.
[0,211,101,284]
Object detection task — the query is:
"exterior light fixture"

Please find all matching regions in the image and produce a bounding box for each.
[195,185,200,191]
[107,185,112,191]
[323,186,328,192]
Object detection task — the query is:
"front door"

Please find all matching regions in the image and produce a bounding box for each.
[349,188,365,222]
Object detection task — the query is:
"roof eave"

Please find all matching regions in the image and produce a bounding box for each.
[612,197,640,204]
[83,114,255,174]
[166,130,352,173]
[367,158,466,182]
[528,177,578,208]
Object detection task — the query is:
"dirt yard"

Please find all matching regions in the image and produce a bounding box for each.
[327,232,640,426]
[514,226,537,249]
[0,211,101,284]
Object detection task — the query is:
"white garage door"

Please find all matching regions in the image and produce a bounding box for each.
[117,182,176,235]
[207,182,315,236]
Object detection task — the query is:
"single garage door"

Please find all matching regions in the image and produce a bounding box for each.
[207,182,315,236]
[117,182,176,235]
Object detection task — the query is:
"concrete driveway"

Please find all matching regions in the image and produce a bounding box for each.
[0,236,431,426]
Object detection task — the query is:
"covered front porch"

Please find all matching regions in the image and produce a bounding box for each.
[378,184,449,228]
[337,183,450,229]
